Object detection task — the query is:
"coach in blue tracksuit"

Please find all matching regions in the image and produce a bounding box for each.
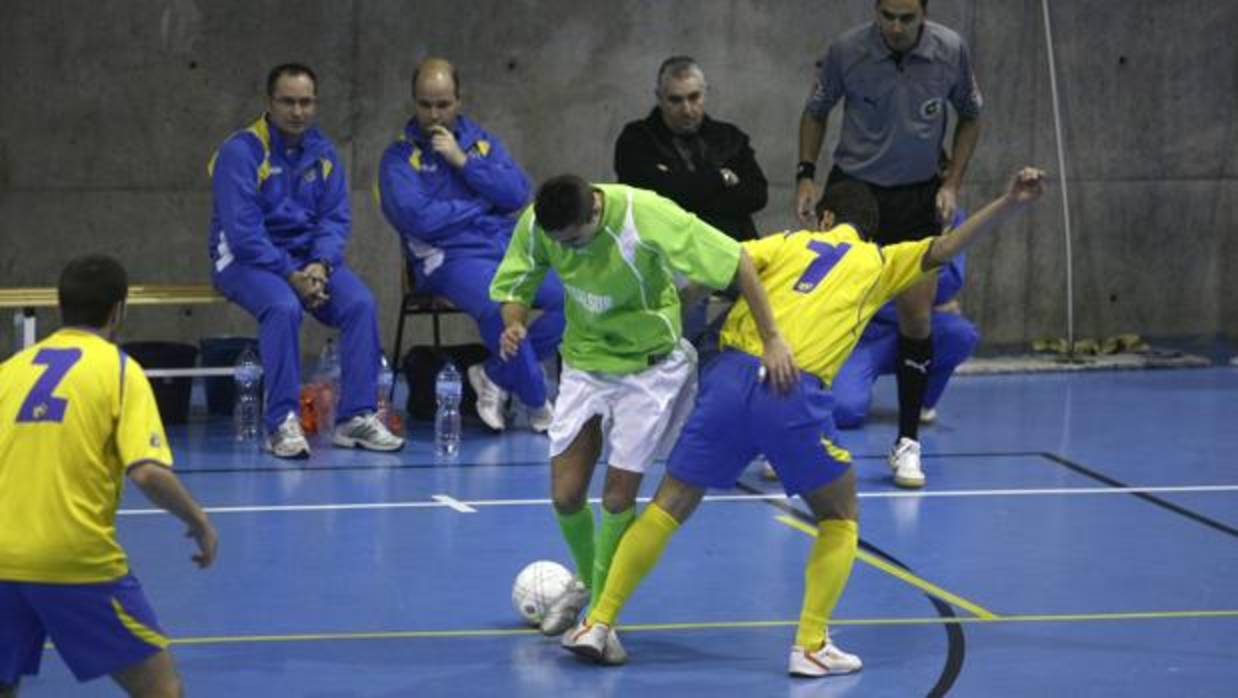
[209,63,403,459]
[832,252,978,429]
[377,57,564,433]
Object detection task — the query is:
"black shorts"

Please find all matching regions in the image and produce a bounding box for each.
[826,167,942,244]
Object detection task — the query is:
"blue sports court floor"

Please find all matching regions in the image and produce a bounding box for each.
[22,366,1238,696]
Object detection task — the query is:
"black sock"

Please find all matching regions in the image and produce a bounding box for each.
[896,334,933,441]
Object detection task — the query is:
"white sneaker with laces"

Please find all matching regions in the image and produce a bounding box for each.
[562,620,627,665]
[539,578,589,636]
[788,641,862,677]
[467,364,507,431]
[528,401,553,433]
[266,411,311,459]
[332,412,405,452]
[889,437,925,489]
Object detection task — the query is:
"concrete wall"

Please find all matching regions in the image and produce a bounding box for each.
[2,0,1235,358]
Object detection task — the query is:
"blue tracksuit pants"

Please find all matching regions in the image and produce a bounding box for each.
[420,256,564,408]
[213,262,381,433]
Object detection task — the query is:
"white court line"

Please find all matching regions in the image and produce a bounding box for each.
[431,494,477,513]
[116,484,1238,516]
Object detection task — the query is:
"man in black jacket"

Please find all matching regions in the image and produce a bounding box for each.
[614,56,769,355]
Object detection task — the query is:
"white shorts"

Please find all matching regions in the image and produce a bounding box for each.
[548,339,698,473]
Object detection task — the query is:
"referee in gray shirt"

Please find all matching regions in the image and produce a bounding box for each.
[795,0,982,490]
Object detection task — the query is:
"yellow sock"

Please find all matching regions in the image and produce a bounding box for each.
[588,503,679,626]
[794,518,858,649]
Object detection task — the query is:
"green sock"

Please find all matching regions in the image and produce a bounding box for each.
[593,507,636,600]
[555,505,596,590]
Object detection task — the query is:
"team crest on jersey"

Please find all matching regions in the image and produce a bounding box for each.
[920,97,944,119]
[150,433,162,448]
[564,284,613,314]
[303,169,318,184]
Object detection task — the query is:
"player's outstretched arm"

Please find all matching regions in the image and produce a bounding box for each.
[128,463,218,569]
[735,248,797,392]
[924,166,1046,270]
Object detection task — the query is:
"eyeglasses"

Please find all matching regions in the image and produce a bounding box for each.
[272,96,317,109]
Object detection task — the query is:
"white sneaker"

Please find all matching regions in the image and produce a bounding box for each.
[920,407,937,424]
[788,641,862,677]
[332,412,405,452]
[528,401,553,433]
[756,456,778,481]
[539,577,589,636]
[889,437,925,489]
[562,620,627,665]
[467,364,507,431]
[266,412,311,459]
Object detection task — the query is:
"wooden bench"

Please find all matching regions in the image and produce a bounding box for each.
[2,284,230,376]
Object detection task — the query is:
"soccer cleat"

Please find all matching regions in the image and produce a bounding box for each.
[266,411,311,459]
[788,641,862,677]
[889,437,925,489]
[919,407,938,424]
[539,578,589,636]
[332,412,405,452]
[468,364,507,431]
[562,620,627,665]
[528,401,554,433]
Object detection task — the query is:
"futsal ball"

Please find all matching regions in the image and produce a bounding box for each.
[512,560,573,626]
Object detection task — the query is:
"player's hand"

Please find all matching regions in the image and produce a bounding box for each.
[1006,167,1046,204]
[430,125,468,168]
[499,321,528,360]
[795,179,818,228]
[289,269,329,310]
[760,334,798,394]
[187,521,218,569]
[936,183,960,224]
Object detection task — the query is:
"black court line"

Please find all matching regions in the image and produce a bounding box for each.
[1041,451,1238,539]
[735,481,965,697]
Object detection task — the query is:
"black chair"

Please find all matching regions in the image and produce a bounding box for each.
[390,264,463,400]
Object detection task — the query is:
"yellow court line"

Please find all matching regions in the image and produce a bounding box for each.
[43,610,1238,650]
[774,515,999,620]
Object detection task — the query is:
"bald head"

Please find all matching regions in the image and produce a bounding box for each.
[412,57,461,132]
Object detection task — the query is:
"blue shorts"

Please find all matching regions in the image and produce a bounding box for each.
[667,350,851,496]
[0,573,167,683]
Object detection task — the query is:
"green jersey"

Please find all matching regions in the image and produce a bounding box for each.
[491,184,740,374]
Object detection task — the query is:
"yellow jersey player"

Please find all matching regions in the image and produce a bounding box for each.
[562,167,1045,676]
[0,255,217,698]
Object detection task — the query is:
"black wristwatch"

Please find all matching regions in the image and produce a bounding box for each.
[796,161,817,182]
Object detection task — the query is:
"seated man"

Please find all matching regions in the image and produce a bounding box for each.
[209,63,403,459]
[378,57,564,432]
[561,167,1046,676]
[614,56,768,359]
[832,252,979,433]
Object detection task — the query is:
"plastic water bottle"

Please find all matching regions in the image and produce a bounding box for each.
[434,361,462,457]
[314,337,341,432]
[376,353,395,429]
[233,347,262,442]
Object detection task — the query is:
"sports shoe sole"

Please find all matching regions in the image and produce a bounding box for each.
[331,434,404,451]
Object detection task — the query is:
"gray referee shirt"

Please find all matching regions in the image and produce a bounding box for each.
[805,20,983,188]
